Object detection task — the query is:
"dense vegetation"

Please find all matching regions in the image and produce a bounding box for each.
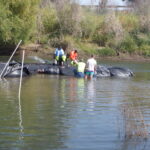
[0,0,150,57]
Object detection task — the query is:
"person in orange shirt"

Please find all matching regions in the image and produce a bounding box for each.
[69,50,78,65]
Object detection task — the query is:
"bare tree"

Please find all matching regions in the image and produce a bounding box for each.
[97,0,108,13]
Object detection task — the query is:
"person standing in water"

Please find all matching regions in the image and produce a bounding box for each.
[85,54,97,80]
[75,59,86,78]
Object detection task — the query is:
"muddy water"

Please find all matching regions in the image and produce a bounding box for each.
[0,61,150,150]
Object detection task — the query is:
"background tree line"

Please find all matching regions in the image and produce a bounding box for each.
[0,0,150,57]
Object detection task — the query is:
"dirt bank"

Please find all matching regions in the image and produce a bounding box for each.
[1,43,150,63]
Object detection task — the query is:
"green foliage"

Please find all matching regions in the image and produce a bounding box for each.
[56,2,82,36]
[97,47,116,56]
[142,50,150,57]
[0,2,12,43]
[134,33,150,46]
[92,30,114,47]
[119,35,138,54]
[80,12,103,39]
[41,5,60,37]
[76,41,99,55]
[92,33,106,46]
[118,13,139,32]
[139,45,150,56]
[0,0,40,45]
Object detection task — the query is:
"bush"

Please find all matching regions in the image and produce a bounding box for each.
[118,35,138,54]
[97,47,116,56]
[41,5,60,37]
[92,12,124,47]
[134,33,150,46]
[92,31,110,46]
[0,0,40,45]
[55,2,82,36]
[118,13,139,33]
[80,12,103,40]
[0,3,12,44]
[142,50,150,57]
[139,45,150,57]
[76,41,99,55]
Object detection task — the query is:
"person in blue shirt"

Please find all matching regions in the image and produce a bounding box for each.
[54,47,59,65]
[54,46,66,66]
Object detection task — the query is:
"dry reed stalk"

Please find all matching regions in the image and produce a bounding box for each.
[121,102,149,140]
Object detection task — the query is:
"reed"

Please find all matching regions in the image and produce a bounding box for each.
[121,102,149,140]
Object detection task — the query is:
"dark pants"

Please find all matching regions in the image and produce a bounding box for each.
[76,72,85,78]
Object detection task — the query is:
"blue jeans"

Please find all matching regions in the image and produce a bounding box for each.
[76,72,85,78]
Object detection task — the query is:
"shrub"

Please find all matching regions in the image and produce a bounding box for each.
[92,31,110,46]
[0,3,12,44]
[0,0,40,45]
[118,35,138,54]
[118,13,139,33]
[76,41,99,55]
[55,2,82,36]
[97,47,116,56]
[139,45,150,57]
[80,12,103,40]
[41,5,60,37]
[92,12,124,47]
[134,33,150,46]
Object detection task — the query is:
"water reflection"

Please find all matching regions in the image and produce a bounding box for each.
[86,80,95,100]
[0,61,150,150]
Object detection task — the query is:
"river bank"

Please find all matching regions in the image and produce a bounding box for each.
[19,44,150,63]
[0,43,150,63]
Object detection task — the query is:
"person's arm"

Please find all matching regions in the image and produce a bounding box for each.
[61,49,64,55]
[85,60,89,70]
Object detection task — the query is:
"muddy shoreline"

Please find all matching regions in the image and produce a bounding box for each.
[0,44,150,63]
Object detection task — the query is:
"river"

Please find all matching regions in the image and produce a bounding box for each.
[0,60,150,150]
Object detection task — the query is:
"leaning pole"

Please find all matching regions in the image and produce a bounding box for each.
[0,40,22,79]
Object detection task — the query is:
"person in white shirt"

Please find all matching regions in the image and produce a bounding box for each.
[85,54,97,79]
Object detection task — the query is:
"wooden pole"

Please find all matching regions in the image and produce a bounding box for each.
[18,50,25,100]
[0,40,22,79]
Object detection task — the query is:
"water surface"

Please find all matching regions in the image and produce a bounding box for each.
[0,61,150,150]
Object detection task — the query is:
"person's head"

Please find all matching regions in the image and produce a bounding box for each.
[74,50,78,53]
[91,54,94,58]
[57,44,61,50]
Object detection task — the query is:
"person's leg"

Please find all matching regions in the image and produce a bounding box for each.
[84,72,89,79]
[77,72,84,78]
[89,72,94,80]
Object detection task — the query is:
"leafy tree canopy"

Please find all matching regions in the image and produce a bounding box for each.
[0,0,40,45]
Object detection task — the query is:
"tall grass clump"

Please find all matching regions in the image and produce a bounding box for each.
[97,47,116,56]
[36,2,60,44]
[55,1,82,37]
[118,13,139,33]
[80,11,103,40]
[92,12,124,48]
[118,35,138,54]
